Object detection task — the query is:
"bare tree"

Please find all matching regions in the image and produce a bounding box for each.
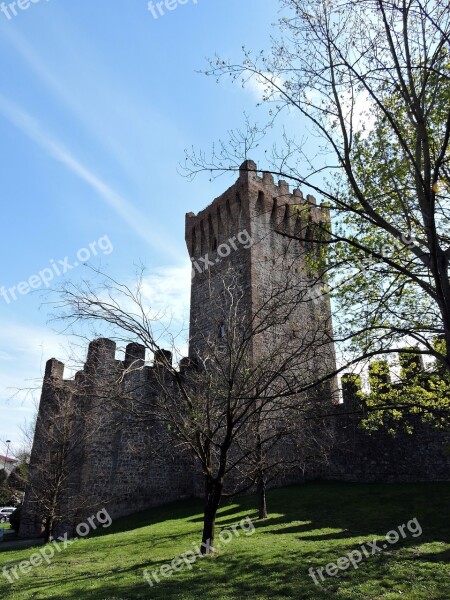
[21,361,107,542]
[233,397,336,520]
[51,256,336,552]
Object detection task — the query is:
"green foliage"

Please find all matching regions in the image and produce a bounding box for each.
[7,464,28,494]
[0,463,28,507]
[0,486,9,506]
[359,353,450,434]
[327,47,450,370]
[0,470,10,505]
[368,361,391,395]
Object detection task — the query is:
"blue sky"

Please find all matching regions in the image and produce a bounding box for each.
[0,0,283,452]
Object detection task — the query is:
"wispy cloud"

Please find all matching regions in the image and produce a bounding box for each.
[0,25,189,196]
[0,25,81,116]
[0,25,146,183]
[141,263,191,320]
[0,320,73,445]
[245,72,285,102]
[0,96,180,260]
[85,262,191,356]
[140,263,191,354]
[0,260,192,444]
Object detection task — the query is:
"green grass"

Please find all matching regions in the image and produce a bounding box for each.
[0,483,449,599]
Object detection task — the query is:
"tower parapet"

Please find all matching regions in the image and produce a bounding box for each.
[185,160,330,259]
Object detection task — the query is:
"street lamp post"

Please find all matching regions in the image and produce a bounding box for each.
[3,440,11,472]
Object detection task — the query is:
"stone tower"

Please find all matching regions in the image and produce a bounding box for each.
[185,159,338,397]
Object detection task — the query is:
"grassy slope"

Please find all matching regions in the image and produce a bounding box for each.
[0,483,449,600]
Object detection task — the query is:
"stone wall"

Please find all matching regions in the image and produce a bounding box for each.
[20,341,201,539]
[325,401,450,483]
[323,370,450,483]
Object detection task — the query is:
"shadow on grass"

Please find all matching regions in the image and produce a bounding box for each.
[79,481,447,529]
[13,541,445,600]
[2,482,449,600]
[414,547,450,563]
[85,481,450,561]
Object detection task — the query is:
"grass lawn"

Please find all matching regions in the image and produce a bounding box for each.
[0,482,449,599]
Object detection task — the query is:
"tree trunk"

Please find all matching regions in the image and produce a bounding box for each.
[257,470,268,520]
[43,490,60,543]
[429,247,450,373]
[44,515,53,544]
[255,430,268,519]
[201,477,223,554]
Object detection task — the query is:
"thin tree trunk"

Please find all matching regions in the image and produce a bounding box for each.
[44,515,53,544]
[201,477,223,554]
[257,470,268,520]
[43,489,60,543]
[433,254,450,373]
[256,430,268,519]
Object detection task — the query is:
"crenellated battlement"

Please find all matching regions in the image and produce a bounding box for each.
[339,351,443,411]
[185,159,330,258]
[43,339,180,393]
[44,358,65,381]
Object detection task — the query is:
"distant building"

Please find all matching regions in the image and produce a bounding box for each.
[0,455,18,476]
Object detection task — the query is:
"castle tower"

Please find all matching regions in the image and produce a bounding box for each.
[185,160,338,398]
